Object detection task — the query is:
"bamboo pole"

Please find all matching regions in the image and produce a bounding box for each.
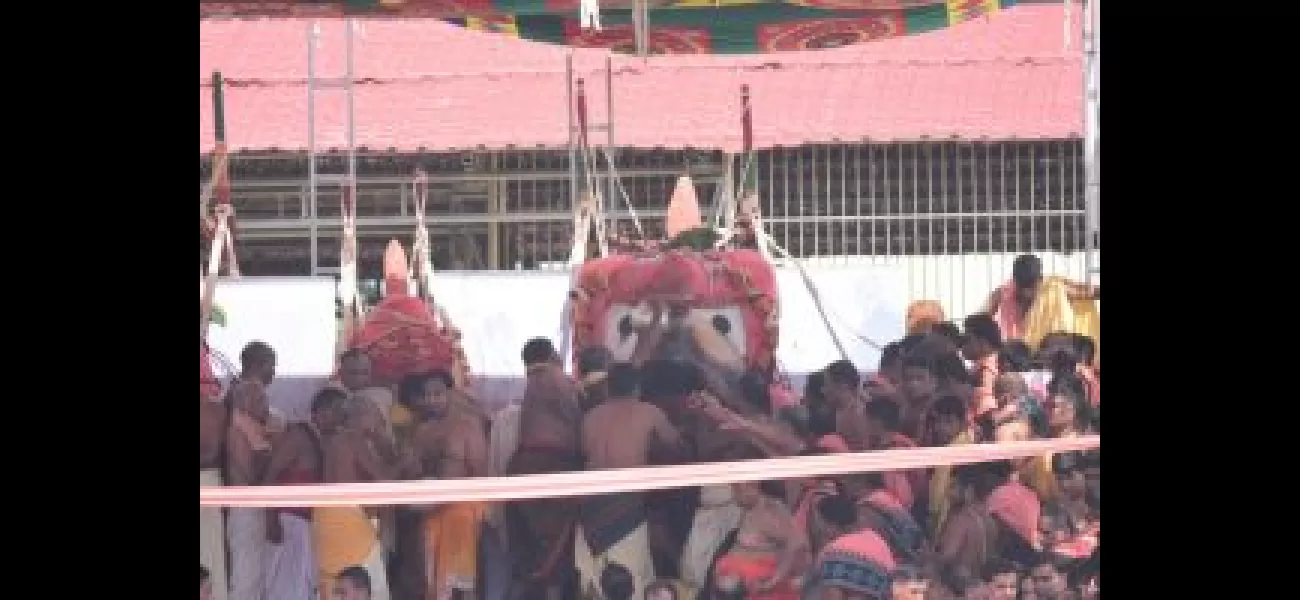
[200,71,237,341]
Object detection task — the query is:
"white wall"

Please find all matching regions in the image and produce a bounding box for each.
[206,277,338,423]
[203,253,1097,417]
[796,251,1098,320]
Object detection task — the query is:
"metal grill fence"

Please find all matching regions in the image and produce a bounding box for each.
[206,140,1094,318]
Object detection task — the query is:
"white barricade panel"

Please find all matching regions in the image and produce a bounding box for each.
[432,265,910,406]
[432,272,572,410]
[206,277,338,423]
[199,267,911,419]
[774,264,907,392]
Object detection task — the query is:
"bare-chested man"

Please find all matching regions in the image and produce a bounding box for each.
[576,345,613,413]
[315,386,395,600]
[405,369,490,600]
[338,349,397,453]
[262,388,338,600]
[225,341,276,600]
[199,392,228,600]
[713,480,808,600]
[337,349,403,572]
[692,380,805,460]
[822,360,870,452]
[506,337,584,600]
[577,362,683,600]
[935,463,1003,596]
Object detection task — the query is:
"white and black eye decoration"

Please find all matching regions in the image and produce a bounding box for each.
[604,303,656,360]
[691,307,748,360]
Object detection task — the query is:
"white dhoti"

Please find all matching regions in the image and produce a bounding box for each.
[363,518,392,600]
[680,485,744,592]
[228,507,268,600]
[200,469,229,600]
[575,522,655,600]
[266,512,318,600]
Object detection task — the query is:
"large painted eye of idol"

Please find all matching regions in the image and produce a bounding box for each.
[604,303,748,369]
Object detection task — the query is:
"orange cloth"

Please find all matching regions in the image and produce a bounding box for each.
[425,502,487,598]
[714,552,800,600]
[906,301,946,335]
[314,506,389,599]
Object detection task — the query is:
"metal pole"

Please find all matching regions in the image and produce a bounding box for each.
[605,56,615,237]
[346,18,358,188]
[307,22,319,277]
[564,53,574,218]
[1082,0,1099,285]
[632,0,648,57]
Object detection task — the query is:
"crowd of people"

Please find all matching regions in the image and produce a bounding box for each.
[199,254,1100,600]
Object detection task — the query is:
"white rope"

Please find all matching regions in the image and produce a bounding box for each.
[198,152,229,226]
[200,205,235,341]
[708,153,734,230]
[409,175,455,327]
[757,228,884,354]
[597,146,646,239]
[201,436,1100,507]
[338,181,364,320]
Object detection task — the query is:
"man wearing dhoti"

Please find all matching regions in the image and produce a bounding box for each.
[200,394,228,600]
[507,339,586,600]
[263,389,338,599]
[401,370,490,600]
[576,364,683,600]
[483,399,521,600]
[336,349,402,573]
[679,484,745,595]
[224,341,277,600]
[315,385,395,600]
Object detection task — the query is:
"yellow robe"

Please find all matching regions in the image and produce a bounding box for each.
[314,506,391,600]
[1022,276,1101,364]
[425,502,488,598]
[928,429,975,534]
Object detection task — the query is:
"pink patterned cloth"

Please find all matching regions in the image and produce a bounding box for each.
[988,481,1042,548]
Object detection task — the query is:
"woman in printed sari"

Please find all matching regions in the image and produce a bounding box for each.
[934,464,1002,597]
[711,480,807,600]
[857,485,925,567]
[987,478,1043,569]
[923,395,976,535]
[1042,453,1099,562]
[1020,375,1095,503]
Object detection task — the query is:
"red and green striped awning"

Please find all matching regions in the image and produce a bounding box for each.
[199,0,1018,54]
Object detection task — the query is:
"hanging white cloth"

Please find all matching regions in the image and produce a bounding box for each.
[580,0,602,30]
